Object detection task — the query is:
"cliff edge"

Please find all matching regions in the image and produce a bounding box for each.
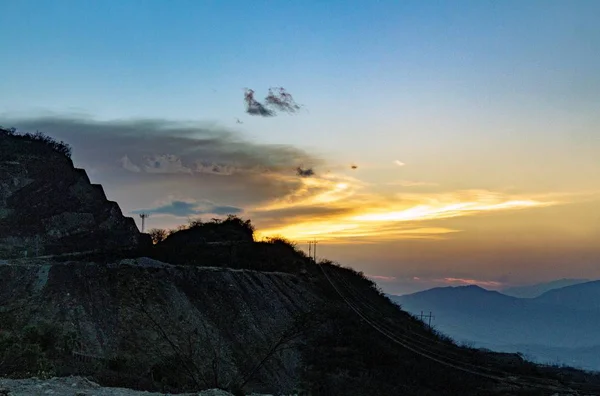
[0,128,148,258]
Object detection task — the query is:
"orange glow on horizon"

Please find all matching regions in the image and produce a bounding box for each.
[252,173,566,243]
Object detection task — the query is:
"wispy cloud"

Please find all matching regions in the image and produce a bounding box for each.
[132,199,242,217]
[352,190,557,223]
[394,160,406,167]
[244,87,301,117]
[366,274,397,282]
[255,186,562,242]
[433,277,504,288]
[386,180,439,187]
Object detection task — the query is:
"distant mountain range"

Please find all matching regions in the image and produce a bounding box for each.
[501,278,590,298]
[388,280,600,371]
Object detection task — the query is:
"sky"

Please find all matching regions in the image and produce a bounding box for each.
[1,0,599,295]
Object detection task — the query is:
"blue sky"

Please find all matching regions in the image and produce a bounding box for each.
[3,1,598,128]
[2,0,599,294]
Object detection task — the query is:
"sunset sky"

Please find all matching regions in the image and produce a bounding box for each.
[2,0,599,294]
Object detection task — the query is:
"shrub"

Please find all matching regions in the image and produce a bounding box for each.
[0,127,72,159]
[163,215,255,245]
[148,228,168,244]
[0,328,55,377]
[264,236,297,248]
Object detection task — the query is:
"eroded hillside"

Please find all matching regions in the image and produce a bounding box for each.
[0,258,322,394]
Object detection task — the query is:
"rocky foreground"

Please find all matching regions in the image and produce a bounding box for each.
[0,377,232,396]
[0,376,284,396]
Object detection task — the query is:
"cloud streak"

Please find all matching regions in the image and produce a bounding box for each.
[132,200,242,217]
[366,274,397,282]
[434,277,504,288]
[255,188,562,242]
[386,180,438,187]
[352,190,557,223]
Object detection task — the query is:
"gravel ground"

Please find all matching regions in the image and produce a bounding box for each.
[0,377,237,396]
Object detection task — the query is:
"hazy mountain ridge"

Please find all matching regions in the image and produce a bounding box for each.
[390,280,600,370]
[533,280,600,310]
[502,279,591,298]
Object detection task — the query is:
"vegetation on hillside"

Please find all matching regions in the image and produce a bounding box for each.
[0,127,72,159]
[147,216,315,274]
[0,318,74,380]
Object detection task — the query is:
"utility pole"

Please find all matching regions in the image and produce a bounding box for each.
[307,239,318,262]
[418,311,434,328]
[139,213,150,233]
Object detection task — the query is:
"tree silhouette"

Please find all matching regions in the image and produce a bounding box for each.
[148,228,168,244]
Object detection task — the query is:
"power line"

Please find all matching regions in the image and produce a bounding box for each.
[418,311,434,328]
[319,264,581,393]
[321,266,600,393]
[328,268,518,376]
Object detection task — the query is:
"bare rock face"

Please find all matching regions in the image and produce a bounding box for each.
[0,134,147,258]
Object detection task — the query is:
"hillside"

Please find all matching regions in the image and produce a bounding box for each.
[0,258,321,394]
[2,128,600,395]
[0,128,149,258]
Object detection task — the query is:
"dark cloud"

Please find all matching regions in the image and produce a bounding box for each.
[3,116,322,214]
[246,102,276,117]
[7,116,321,175]
[244,89,275,117]
[296,167,315,177]
[244,87,301,117]
[264,87,301,113]
[132,200,242,217]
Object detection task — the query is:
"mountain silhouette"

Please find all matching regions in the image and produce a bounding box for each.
[533,280,600,310]
[390,281,600,370]
[502,278,590,298]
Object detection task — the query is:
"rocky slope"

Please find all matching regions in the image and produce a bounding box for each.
[0,130,148,258]
[0,257,320,394]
